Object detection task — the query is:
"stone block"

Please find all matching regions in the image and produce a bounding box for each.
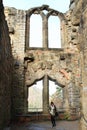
[9,27,14,34]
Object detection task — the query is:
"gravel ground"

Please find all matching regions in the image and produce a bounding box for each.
[4,120,79,130]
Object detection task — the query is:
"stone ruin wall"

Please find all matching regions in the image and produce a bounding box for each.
[69,0,87,130]
[61,0,82,113]
[1,0,87,129]
[25,49,81,108]
[79,1,87,130]
[4,4,82,118]
[0,0,13,129]
[4,7,26,115]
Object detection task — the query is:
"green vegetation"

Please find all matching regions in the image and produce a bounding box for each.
[56,86,63,99]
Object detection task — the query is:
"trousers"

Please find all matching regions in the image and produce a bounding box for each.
[51,115,56,127]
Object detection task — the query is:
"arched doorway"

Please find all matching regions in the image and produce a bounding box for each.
[26,75,65,114]
[49,80,63,109]
[28,80,43,112]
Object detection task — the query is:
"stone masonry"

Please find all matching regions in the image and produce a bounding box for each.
[0,0,13,129]
[4,4,81,117]
[0,0,87,130]
[69,0,87,130]
[4,7,26,117]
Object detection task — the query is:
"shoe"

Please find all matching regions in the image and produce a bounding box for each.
[52,124,54,127]
[54,124,56,126]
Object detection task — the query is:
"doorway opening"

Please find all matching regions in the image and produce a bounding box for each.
[28,80,43,112]
[49,80,63,109]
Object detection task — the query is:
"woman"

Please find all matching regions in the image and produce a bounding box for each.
[49,101,56,127]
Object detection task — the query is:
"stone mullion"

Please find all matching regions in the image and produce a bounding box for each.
[42,16,48,48]
[43,75,49,114]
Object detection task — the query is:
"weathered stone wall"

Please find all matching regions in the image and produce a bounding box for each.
[64,4,80,53]
[25,48,81,112]
[69,0,87,130]
[4,4,81,119]
[79,2,87,130]
[0,0,13,129]
[4,7,26,115]
[1,0,87,129]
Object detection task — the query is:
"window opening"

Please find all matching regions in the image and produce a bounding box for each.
[48,16,61,48]
[30,14,42,47]
[28,80,43,112]
[49,80,63,109]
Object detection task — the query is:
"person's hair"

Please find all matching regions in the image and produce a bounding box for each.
[51,101,54,105]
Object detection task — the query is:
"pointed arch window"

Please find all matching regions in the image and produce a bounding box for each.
[30,14,42,47]
[48,16,61,48]
[26,5,64,49]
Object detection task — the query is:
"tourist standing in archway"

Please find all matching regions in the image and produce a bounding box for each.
[49,101,57,127]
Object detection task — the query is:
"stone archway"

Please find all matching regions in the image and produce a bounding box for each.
[24,50,81,120]
[24,49,72,114]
